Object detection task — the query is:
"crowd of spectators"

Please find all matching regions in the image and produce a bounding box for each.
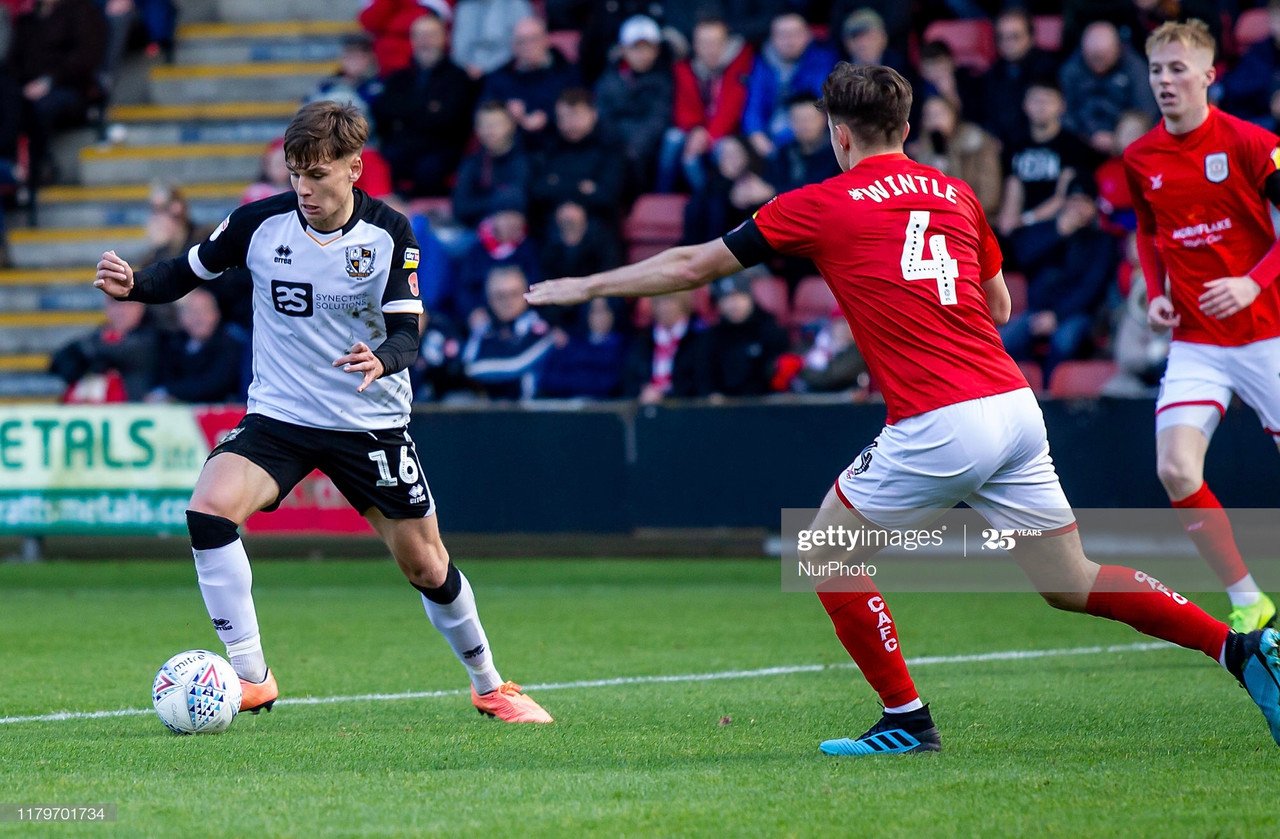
[45,0,1280,405]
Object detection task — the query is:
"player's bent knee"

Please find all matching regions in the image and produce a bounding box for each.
[1156,455,1203,498]
[399,540,451,589]
[410,560,461,603]
[186,510,240,551]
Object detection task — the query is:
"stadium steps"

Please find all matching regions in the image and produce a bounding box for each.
[8,227,148,269]
[0,311,104,355]
[0,353,51,372]
[175,20,354,64]
[5,5,358,400]
[214,0,360,24]
[79,143,264,185]
[105,101,295,146]
[0,352,61,398]
[0,268,98,287]
[0,284,100,313]
[36,183,243,228]
[148,61,337,105]
[0,374,64,398]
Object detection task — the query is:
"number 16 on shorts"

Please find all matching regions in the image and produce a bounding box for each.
[368,446,420,487]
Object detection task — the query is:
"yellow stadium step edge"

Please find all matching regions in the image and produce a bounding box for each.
[150,61,336,80]
[0,395,59,405]
[80,143,265,162]
[39,183,246,204]
[0,311,105,329]
[0,269,97,287]
[177,20,358,40]
[0,353,52,372]
[9,227,147,245]
[107,102,299,123]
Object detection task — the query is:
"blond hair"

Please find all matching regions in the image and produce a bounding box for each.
[283,101,369,170]
[1145,19,1216,58]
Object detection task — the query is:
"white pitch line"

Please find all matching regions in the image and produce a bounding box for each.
[0,641,1171,726]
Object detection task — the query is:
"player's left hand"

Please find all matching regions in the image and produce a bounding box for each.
[525,277,592,307]
[333,341,384,393]
[1198,276,1261,319]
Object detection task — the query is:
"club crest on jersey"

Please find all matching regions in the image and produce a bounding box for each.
[346,246,376,278]
[1205,152,1229,184]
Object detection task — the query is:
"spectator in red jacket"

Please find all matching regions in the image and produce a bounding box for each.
[357,0,453,75]
[656,16,754,193]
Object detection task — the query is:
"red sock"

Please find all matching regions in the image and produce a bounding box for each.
[817,583,919,707]
[1171,482,1249,587]
[1085,565,1229,660]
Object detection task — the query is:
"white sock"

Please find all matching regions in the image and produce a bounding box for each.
[885,698,924,714]
[421,570,502,694]
[193,538,266,682]
[1227,575,1262,608]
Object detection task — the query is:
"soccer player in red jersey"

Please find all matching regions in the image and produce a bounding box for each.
[527,62,1280,755]
[1123,21,1280,632]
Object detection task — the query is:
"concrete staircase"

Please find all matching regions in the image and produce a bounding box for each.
[4,0,359,400]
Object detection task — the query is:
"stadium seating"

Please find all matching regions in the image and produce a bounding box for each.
[624,193,688,264]
[1032,15,1063,53]
[1016,361,1044,394]
[1005,272,1028,317]
[750,274,790,324]
[548,30,581,64]
[922,19,997,72]
[1234,8,1271,52]
[1048,359,1117,398]
[791,276,837,325]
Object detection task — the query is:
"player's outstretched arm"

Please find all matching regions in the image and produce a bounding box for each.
[95,249,207,304]
[525,240,744,307]
[981,271,1011,325]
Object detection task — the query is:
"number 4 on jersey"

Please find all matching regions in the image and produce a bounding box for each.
[901,210,959,305]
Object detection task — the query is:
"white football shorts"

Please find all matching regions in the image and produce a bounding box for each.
[834,388,1076,534]
[1155,337,1280,439]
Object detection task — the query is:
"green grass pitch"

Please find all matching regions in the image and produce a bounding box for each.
[1,558,1276,837]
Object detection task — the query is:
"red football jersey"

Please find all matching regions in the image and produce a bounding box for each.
[1123,107,1280,346]
[752,152,1027,424]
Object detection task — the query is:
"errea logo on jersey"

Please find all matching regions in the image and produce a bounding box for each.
[271,280,313,317]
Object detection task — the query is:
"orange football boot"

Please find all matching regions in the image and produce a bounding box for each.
[471,681,553,723]
[239,669,279,714]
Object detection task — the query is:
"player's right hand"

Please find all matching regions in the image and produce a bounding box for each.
[525,277,592,307]
[1146,294,1180,331]
[94,250,135,299]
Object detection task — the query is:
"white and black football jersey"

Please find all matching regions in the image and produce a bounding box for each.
[188,190,423,431]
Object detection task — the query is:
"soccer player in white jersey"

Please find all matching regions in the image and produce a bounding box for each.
[94,102,552,723]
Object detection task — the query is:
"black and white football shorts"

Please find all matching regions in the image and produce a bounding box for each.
[208,413,434,518]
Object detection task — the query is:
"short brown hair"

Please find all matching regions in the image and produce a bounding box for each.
[1145,19,1216,58]
[819,62,912,148]
[283,101,369,170]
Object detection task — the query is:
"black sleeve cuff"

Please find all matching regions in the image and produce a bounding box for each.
[721,219,777,268]
[126,253,204,304]
[1265,169,1280,208]
[372,313,421,378]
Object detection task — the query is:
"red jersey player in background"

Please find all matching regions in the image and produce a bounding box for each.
[1124,21,1280,633]
[526,63,1280,756]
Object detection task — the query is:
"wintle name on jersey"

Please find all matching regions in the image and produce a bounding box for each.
[846,173,960,205]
